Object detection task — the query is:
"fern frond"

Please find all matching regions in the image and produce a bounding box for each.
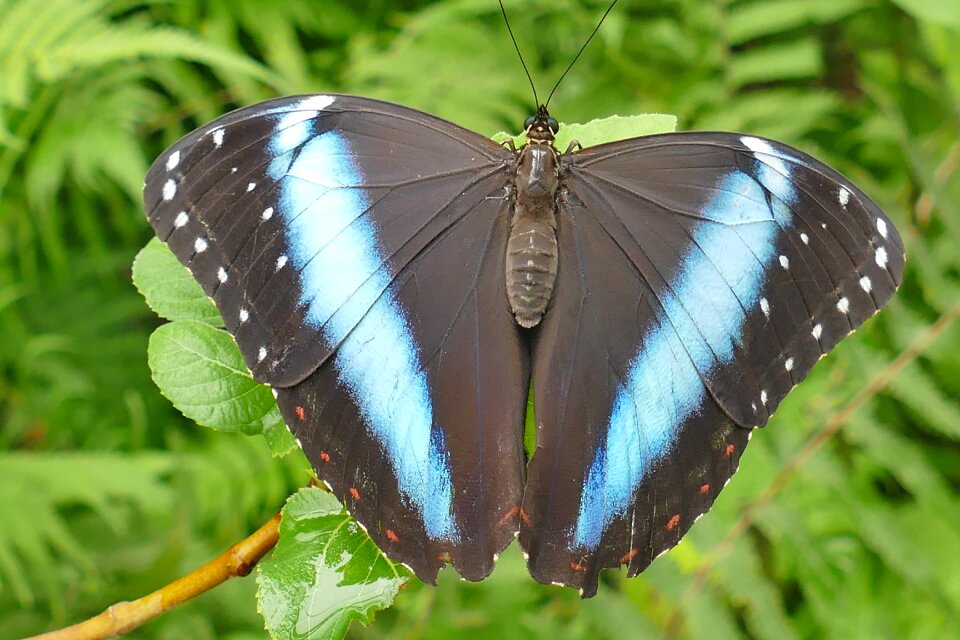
[0,452,174,607]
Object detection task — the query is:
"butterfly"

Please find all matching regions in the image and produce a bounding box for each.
[143,93,903,597]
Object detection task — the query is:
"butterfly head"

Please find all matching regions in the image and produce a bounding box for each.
[524,105,559,144]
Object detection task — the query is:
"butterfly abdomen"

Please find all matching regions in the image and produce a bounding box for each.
[507,213,558,328]
[507,143,561,328]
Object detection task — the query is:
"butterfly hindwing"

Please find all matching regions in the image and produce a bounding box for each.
[520,132,903,595]
[272,184,529,580]
[519,175,752,595]
[144,95,529,581]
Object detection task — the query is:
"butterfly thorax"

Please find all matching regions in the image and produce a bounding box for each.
[507,109,561,328]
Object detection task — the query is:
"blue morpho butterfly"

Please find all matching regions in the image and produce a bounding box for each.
[144,91,903,595]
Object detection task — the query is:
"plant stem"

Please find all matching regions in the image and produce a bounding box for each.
[27,511,282,640]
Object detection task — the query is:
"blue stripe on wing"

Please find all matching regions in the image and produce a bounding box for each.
[574,137,795,550]
[267,96,458,541]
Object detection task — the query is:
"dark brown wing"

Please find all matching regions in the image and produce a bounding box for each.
[520,132,903,595]
[144,95,527,582]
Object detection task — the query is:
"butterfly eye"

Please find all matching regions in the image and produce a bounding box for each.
[547,117,559,134]
[523,115,536,131]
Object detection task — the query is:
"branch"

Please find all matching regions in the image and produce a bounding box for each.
[664,300,960,637]
[27,511,282,640]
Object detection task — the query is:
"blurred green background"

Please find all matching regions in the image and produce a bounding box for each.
[2,0,959,637]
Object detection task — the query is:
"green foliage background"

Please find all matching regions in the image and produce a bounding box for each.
[1,0,958,637]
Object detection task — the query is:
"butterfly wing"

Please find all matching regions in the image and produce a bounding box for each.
[520,132,904,595]
[143,95,528,581]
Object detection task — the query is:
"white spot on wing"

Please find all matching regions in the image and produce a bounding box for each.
[812,323,822,340]
[785,357,794,372]
[300,95,336,111]
[162,179,176,201]
[276,255,288,270]
[875,246,888,269]
[741,136,768,154]
[194,237,208,253]
[779,255,790,270]
[258,346,267,362]
[165,150,180,171]
[760,389,768,405]
[838,186,850,208]
[740,137,793,198]
[837,297,850,314]
[800,232,809,245]
[174,211,189,228]
[212,128,225,147]
[239,308,249,323]
[876,218,888,239]
[217,267,228,283]
[760,297,770,318]
[247,182,256,192]
[860,276,872,292]
[262,207,274,221]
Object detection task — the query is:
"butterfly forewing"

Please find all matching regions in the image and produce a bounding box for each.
[519,132,903,595]
[144,95,529,581]
[572,133,903,423]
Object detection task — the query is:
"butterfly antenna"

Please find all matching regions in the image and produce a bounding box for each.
[499,0,540,108]
[545,0,619,108]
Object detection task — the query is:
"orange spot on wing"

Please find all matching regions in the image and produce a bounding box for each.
[699,483,710,495]
[725,443,735,457]
[348,487,360,500]
[570,561,588,573]
[666,514,681,531]
[497,506,520,528]
[518,507,532,527]
[385,529,399,543]
[496,505,533,529]
[295,406,305,421]
[319,450,330,462]
[620,548,638,564]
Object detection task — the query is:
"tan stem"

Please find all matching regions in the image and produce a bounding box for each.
[27,511,282,640]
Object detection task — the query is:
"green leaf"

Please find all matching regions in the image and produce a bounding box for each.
[0,452,173,608]
[726,0,862,45]
[728,39,823,87]
[257,488,410,640]
[133,238,221,325]
[148,320,274,435]
[890,0,960,30]
[492,112,678,150]
[262,405,300,458]
[557,113,679,149]
[138,240,299,458]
